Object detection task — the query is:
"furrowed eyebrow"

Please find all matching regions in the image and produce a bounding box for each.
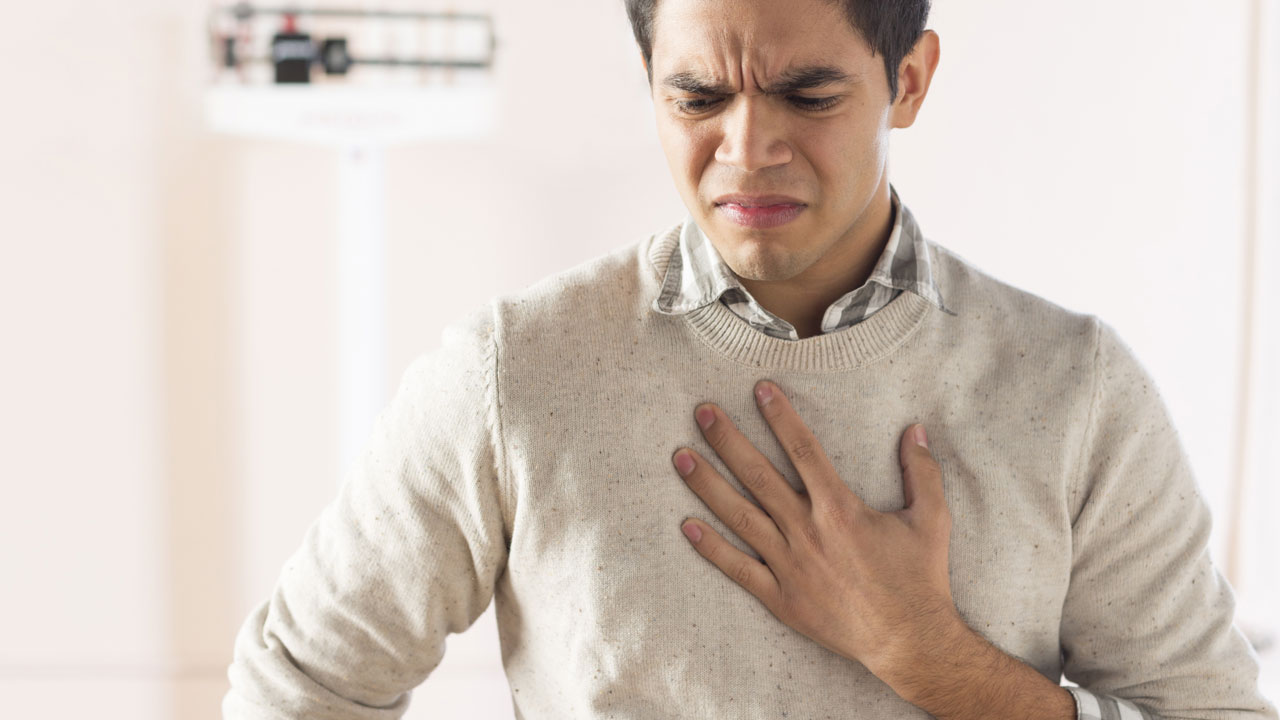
[661,64,855,95]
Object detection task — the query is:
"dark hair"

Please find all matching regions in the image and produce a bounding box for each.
[623,0,931,103]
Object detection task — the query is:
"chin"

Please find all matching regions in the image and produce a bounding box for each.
[718,238,811,282]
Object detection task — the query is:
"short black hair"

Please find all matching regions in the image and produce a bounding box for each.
[624,0,931,104]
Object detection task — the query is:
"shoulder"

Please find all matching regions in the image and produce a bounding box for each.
[491,226,675,338]
[928,239,1099,350]
[413,224,675,385]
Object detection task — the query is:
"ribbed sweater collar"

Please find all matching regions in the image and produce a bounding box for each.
[644,224,941,372]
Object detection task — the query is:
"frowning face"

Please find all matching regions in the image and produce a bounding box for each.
[646,0,930,286]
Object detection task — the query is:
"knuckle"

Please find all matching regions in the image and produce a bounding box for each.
[728,505,756,536]
[819,499,856,531]
[740,464,772,493]
[733,558,757,586]
[707,429,729,453]
[904,459,941,486]
[787,438,817,463]
[702,539,721,563]
[798,521,824,552]
[920,454,943,476]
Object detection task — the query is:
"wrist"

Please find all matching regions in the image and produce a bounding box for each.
[872,609,971,699]
[877,614,1076,720]
[867,605,967,687]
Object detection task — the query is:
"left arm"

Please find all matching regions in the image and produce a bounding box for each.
[1051,319,1277,720]
[875,609,1077,720]
[671,339,1277,720]
[864,318,1278,720]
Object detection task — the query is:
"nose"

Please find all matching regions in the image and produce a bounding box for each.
[713,94,793,172]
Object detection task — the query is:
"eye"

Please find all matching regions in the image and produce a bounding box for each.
[673,98,723,113]
[790,95,841,111]
[673,95,842,114]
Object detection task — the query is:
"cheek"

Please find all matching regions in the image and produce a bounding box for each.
[789,135,841,200]
[805,126,876,188]
[657,124,713,185]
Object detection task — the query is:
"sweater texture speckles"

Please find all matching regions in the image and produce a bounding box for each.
[223,210,1278,719]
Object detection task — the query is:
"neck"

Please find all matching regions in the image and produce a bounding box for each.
[736,178,895,339]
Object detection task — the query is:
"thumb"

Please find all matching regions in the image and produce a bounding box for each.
[898,423,944,515]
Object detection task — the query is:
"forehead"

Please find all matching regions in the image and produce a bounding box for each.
[650,0,872,82]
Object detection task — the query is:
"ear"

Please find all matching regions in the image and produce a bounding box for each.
[640,51,655,91]
[890,29,941,129]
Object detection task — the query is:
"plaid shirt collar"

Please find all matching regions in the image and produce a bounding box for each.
[651,183,954,340]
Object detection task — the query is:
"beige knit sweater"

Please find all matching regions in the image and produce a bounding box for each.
[223,220,1278,719]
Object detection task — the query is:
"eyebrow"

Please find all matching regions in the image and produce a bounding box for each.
[661,64,856,95]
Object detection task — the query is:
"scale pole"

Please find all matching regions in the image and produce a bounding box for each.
[336,142,388,487]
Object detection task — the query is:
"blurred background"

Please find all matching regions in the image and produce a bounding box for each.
[1,0,1277,718]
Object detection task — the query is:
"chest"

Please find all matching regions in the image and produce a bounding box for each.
[502,365,1075,675]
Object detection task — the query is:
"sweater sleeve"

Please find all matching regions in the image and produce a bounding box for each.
[1058,317,1277,719]
[222,302,512,719]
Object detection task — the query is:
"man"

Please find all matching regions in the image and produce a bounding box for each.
[223,0,1278,718]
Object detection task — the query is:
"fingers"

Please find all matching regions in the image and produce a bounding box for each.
[690,403,810,527]
[753,380,865,513]
[898,423,948,522]
[673,447,790,566]
[679,516,783,613]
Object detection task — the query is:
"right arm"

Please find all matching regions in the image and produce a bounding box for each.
[223,302,512,719]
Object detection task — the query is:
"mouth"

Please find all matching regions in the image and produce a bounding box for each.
[714,202,806,229]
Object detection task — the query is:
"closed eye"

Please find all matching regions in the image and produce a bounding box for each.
[673,95,842,114]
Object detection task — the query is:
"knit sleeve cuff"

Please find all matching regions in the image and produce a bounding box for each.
[1065,685,1159,720]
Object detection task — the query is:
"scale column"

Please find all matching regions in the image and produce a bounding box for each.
[336,142,389,488]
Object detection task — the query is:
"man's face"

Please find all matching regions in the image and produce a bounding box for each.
[648,0,908,284]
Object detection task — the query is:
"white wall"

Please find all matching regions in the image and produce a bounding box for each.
[0,0,175,714]
[1238,0,1280,663]
[894,0,1280,658]
[0,0,1274,718]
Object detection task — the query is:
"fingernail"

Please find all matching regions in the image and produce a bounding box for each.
[674,450,695,475]
[755,382,773,406]
[682,520,702,543]
[914,424,928,448]
[696,406,715,429]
